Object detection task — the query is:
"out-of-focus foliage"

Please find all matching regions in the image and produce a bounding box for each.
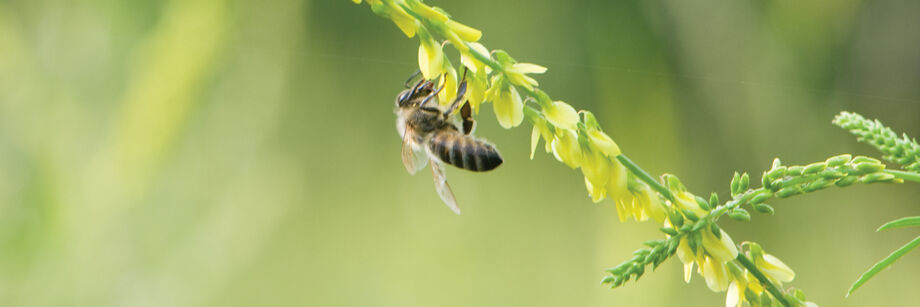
[0,0,918,306]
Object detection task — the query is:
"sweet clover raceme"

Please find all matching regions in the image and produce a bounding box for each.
[354,1,920,306]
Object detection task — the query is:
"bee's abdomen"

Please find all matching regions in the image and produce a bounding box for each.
[430,131,502,172]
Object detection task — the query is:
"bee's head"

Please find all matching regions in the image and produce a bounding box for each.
[396,88,413,108]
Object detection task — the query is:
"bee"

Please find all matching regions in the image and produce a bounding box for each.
[395,71,503,214]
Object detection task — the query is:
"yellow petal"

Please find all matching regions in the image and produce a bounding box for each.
[418,42,443,80]
[588,130,621,157]
[675,191,707,216]
[438,67,458,107]
[607,161,629,204]
[466,75,486,113]
[510,62,547,74]
[543,101,578,131]
[702,229,739,262]
[409,2,448,22]
[683,261,695,283]
[388,5,419,37]
[726,281,742,307]
[580,150,610,202]
[550,129,581,168]
[352,0,361,4]
[701,257,730,292]
[492,86,523,129]
[445,19,482,42]
[757,254,795,283]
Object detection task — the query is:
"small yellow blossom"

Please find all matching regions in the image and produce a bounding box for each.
[486,79,524,129]
[406,0,448,22]
[581,149,610,203]
[505,62,547,90]
[550,129,582,169]
[542,100,578,131]
[726,280,744,307]
[701,228,739,262]
[700,256,731,292]
[676,238,700,283]
[607,162,630,211]
[755,253,795,283]
[530,116,554,159]
[437,67,458,107]
[674,191,707,217]
[386,2,419,38]
[445,19,482,42]
[417,33,444,80]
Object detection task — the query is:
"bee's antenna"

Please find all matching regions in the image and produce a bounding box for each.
[403,69,422,88]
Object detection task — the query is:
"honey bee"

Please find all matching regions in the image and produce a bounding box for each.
[395,71,503,214]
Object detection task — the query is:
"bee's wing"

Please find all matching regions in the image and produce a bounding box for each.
[401,130,429,174]
[430,160,460,215]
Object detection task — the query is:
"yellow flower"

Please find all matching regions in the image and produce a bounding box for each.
[386,1,419,38]
[542,100,578,131]
[437,67,458,107]
[674,191,707,217]
[550,129,582,169]
[530,115,554,159]
[755,253,795,283]
[445,19,482,42]
[726,280,744,307]
[505,62,546,90]
[406,0,448,22]
[700,256,731,292]
[417,29,444,80]
[607,161,630,210]
[588,129,621,157]
[676,237,700,283]
[486,79,524,129]
[701,228,739,262]
[581,149,610,203]
[461,43,490,113]
[635,184,666,222]
[492,50,546,90]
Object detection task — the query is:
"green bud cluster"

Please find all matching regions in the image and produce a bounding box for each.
[602,235,681,288]
[834,111,920,172]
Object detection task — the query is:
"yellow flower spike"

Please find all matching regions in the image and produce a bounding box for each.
[550,129,582,169]
[417,38,444,79]
[700,256,731,292]
[580,150,610,202]
[755,253,795,283]
[445,19,482,42]
[675,191,708,217]
[542,100,578,131]
[491,84,524,129]
[701,228,739,262]
[438,67,458,107]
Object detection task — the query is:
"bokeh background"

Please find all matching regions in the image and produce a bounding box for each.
[1,0,919,306]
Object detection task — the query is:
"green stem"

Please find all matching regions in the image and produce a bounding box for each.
[736,253,792,307]
[615,154,674,201]
[884,169,920,183]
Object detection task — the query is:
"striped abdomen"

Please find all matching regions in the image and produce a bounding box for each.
[429,131,502,172]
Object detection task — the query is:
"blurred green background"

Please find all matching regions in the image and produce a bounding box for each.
[1,0,919,306]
